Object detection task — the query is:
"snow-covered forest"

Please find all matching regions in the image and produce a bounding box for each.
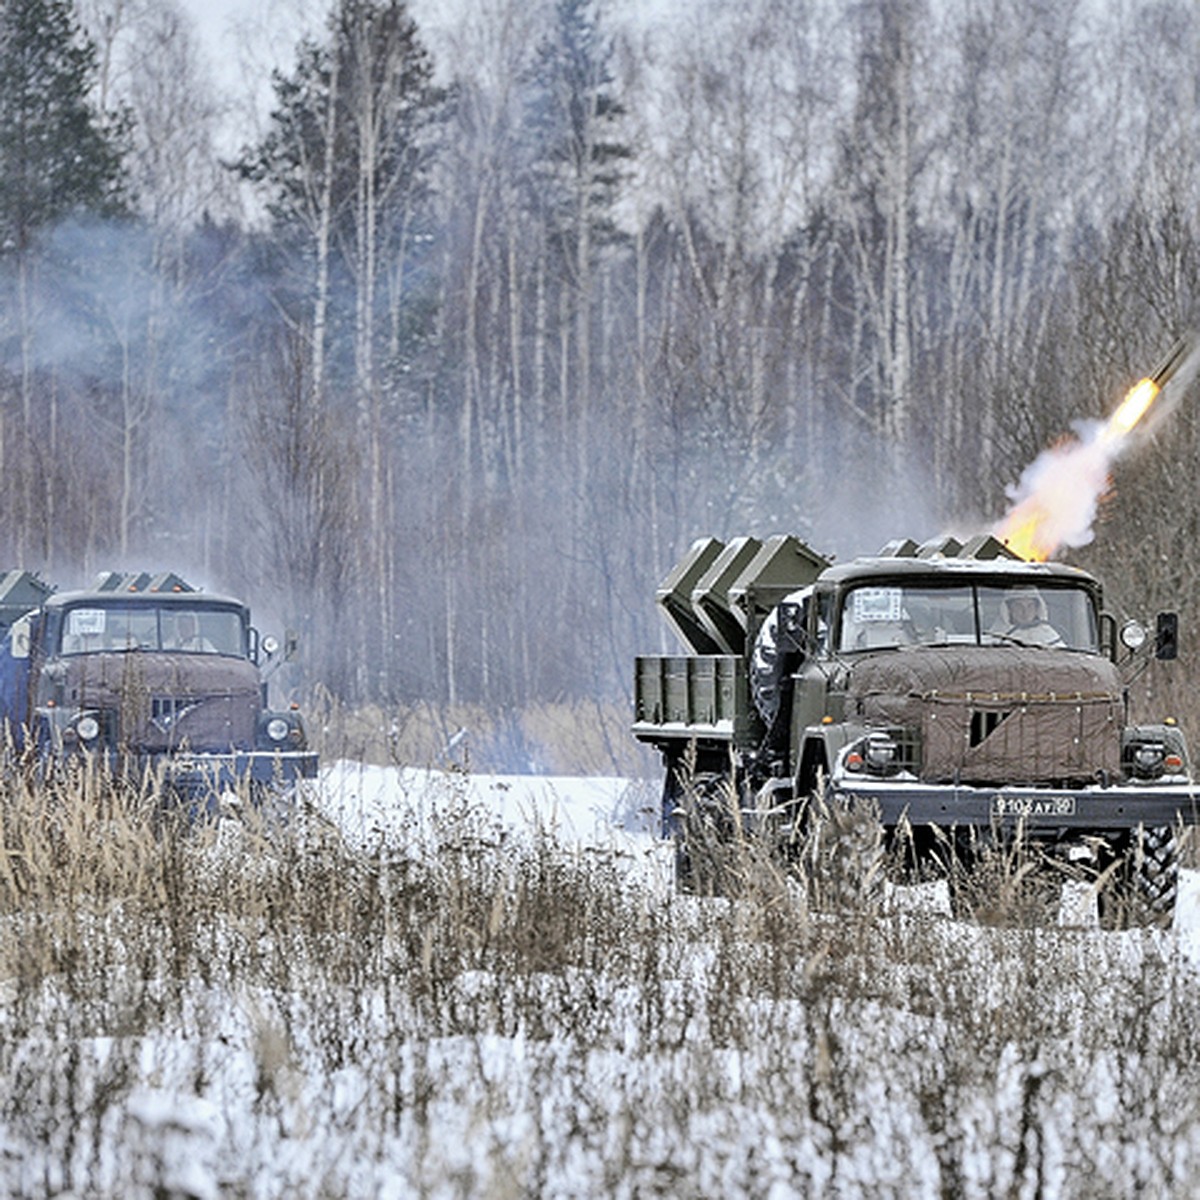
[2,0,1199,741]
[7,4,1200,1193]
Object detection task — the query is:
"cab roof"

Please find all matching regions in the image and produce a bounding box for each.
[817,554,1100,590]
[44,590,248,613]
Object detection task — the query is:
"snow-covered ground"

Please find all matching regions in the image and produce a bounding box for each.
[321,760,662,854]
[321,758,1200,954]
[6,761,1200,1198]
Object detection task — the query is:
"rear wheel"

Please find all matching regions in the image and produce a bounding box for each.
[673,769,743,895]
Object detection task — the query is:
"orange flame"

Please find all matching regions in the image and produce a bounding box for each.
[997,497,1057,562]
[1103,377,1160,442]
[995,373,1162,561]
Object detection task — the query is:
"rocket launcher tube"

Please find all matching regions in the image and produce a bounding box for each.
[1149,331,1199,387]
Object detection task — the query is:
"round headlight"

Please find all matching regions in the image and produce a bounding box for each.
[1120,620,1148,651]
[262,635,280,656]
[76,715,101,742]
[266,717,290,742]
[1133,743,1166,777]
[864,734,898,771]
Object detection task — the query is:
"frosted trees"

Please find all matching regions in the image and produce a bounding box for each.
[236,0,443,695]
[419,0,634,706]
[631,0,846,534]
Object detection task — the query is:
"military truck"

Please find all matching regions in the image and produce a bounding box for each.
[633,533,1198,924]
[0,570,317,807]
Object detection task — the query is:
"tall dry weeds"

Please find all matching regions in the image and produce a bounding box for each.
[0,760,1199,1196]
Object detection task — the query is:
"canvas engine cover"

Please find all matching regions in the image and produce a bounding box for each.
[60,652,262,753]
[846,646,1123,785]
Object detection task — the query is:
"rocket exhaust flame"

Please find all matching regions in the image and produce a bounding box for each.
[1104,377,1160,442]
[995,332,1200,561]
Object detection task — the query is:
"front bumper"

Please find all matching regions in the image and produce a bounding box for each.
[832,778,1200,831]
[158,749,320,797]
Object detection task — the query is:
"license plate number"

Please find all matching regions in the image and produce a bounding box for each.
[991,794,1077,818]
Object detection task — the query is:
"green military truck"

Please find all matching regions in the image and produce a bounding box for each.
[633,533,1198,925]
[0,569,317,809]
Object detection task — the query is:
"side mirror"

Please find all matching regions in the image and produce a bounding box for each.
[1155,612,1179,661]
[779,600,809,652]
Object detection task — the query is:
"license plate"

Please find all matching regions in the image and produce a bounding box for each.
[991,794,1077,818]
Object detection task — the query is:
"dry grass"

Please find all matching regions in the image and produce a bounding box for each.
[1,761,1199,1196]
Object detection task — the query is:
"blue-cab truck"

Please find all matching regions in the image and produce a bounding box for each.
[0,569,317,805]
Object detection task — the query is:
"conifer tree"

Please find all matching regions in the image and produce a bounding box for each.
[518,0,630,479]
[0,0,129,254]
[234,0,444,698]
[523,0,631,268]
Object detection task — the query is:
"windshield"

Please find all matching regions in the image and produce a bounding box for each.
[59,606,245,657]
[837,583,1099,653]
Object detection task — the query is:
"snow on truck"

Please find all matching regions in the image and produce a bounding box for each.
[0,569,317,805]
[633,532,1198,925]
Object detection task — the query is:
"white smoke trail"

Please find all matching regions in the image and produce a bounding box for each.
[996,337,1200,560]
[998,422,1113,557]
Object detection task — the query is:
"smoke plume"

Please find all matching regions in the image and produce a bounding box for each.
[996,338,1200,561]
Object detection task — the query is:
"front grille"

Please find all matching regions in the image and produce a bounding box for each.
[922,693,1122,784]
[970,708,1011,746]
[151,696,197,730]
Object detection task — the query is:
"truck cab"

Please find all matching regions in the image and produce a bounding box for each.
[783,556,1132,792]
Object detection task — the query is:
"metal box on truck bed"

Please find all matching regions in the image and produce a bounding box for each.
[633,654,757,748]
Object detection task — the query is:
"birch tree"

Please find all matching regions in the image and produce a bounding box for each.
[936,0,1091,501]
[829,0,935,471]
[643,0,844,532]
[236,0,442,698]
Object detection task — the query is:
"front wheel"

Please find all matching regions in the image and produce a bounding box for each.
[1098,825,1179,930]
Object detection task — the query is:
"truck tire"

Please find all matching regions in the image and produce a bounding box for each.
[1098,825,1179,930]
[673,770,742,896]
[798,794,887,914]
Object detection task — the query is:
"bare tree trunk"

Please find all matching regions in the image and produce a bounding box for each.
[312,52,340,403]
[575,183,591,492]
[507,205,523,478]
[888,39,912,456]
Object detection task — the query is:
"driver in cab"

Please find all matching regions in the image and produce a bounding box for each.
[173,613,217,653]
[998,587,1063,647]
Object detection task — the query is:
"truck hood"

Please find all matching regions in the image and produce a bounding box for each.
[56,652,262,753]
[846,646,1123,785]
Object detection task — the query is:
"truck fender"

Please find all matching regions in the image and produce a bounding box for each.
[797,733,830,795]
[798,724,867,793]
